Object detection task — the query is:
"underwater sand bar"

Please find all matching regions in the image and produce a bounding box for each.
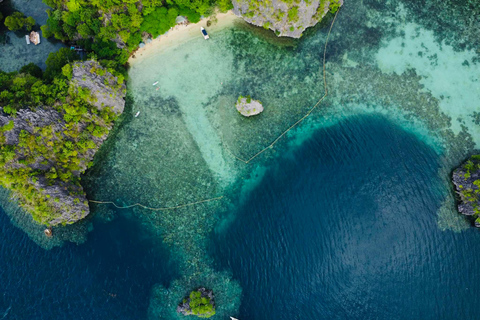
[129,11,240,62]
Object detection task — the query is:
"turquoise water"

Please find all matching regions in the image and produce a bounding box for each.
[1,0,480,318]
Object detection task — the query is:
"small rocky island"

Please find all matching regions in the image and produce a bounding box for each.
[177,288,216,318]
[236,95,264,117]
[452,155,480,227]
[232,0,343,38]
[0,59,125,226]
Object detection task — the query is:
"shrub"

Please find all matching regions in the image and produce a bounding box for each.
[20,63,43,79]
[4,12,36,31]
[288,6,299,23]
[189,291,215,318]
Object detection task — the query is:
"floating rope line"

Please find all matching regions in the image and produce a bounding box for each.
[89,10,340,210]
[223,8,341,164]
[89,196,224,211]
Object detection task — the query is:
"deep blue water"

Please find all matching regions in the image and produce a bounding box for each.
[210,115,480,320]
[0,210,177,319]
[1,115,480,319]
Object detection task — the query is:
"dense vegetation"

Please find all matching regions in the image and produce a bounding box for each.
[456,155,480,224]
[0,55,122,225]
[40,0,233,70]
[187,290,216,318]
[3,11,36,31]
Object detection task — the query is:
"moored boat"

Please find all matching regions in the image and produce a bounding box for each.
[201,27,209,40]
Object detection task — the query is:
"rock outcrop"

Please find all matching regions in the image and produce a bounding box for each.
[177,288,216,318]
[232,0,342,38]
[452,155,480,227]
[0,60,125,226]
[236,96,264,117]
[71,60,125,114]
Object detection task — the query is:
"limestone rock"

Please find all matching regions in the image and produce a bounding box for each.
[452,155,480,225]
[71,60,126,115]
[232,0,343,38]
[177,288,215,317]
[0,61,125,226]
[236,96,264,117]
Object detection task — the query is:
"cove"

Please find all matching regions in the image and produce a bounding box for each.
[210,114,480,320]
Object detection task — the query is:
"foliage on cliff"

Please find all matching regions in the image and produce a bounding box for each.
[0,59,125,225]
[177,288,216,318]
[232,0,341,38]
[453,155,480,225]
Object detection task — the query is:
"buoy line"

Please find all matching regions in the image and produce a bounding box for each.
[89,196,224,211]
[88,10,340,211]
[223,8,341,164]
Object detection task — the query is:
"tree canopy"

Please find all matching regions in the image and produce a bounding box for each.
[4,12,36,31]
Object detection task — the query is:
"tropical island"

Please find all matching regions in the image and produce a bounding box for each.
[177,288,216,318]
[452,155,480,227]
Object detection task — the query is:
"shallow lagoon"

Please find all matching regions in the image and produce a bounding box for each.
[1,0,480,318]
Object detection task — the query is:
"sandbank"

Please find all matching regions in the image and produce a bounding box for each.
[129,11,241,63]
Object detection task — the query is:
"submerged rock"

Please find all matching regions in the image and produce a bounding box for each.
[452,155,480,226]
[236,96,264,117]
[177,288,216,318]
[232,0,343,38]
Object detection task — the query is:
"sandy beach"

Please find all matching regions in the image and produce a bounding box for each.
[129,11,241,62]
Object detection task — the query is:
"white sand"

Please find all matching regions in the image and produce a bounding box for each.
[129,11,240,62]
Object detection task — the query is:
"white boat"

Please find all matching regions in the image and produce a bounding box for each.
[152,81,159,86]
[135,111,140,117]
[25,35,31,45]
[230,317,239,320]
[201,27,209,40]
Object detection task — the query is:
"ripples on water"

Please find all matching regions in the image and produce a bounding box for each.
[0,0,479,318]
[211,115,480,319]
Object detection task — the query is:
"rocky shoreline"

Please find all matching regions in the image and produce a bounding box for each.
[177,288,216,318]
[232,0,342,38]
[452,155,480,227]
[0,60,125,226]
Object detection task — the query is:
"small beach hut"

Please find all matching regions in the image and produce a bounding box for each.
[175,16,187,24]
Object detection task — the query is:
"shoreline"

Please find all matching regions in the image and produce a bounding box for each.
[129,11,241,63]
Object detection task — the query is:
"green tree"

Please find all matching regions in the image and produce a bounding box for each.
[217,0,233,12]
[20,63,43,79]
[140,7,178,38]
[188,291,215,318]
[25,16,36,31]
[44,48,80,81]
[4,12,36,31]
[4,12,26,31]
